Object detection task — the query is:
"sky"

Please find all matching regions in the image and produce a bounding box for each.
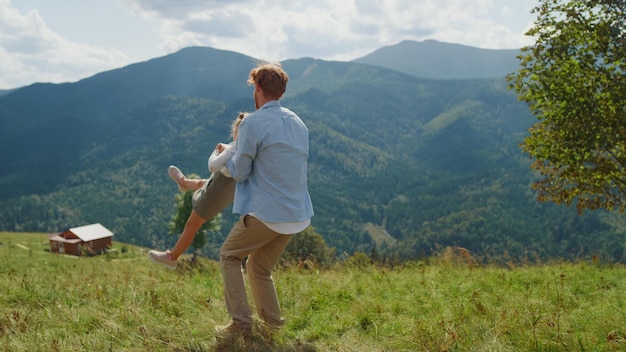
[0,0,539,90]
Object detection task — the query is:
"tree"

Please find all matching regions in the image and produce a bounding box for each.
[169,177,222,262]
[508,0,626,213]
[281,226,336,267]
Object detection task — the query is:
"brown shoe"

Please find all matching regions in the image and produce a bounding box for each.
[259,319,284,337]
[215,321,252,337]
[264,318,285,330]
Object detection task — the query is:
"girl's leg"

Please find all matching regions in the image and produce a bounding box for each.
[169,209,206,259]
[169,173,235,260]
[168,165,206,192]
[149,171,234,266]
[181,178,205,192]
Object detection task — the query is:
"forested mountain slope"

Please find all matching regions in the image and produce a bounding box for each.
[0,43,623,262]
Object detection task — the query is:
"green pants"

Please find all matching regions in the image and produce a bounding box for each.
[192,171,236,220]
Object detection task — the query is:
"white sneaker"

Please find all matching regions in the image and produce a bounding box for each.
[167,165,187,192]
[148,250,178,269]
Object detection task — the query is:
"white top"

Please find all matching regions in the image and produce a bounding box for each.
[249,212,311,235]
[208,142,235,176]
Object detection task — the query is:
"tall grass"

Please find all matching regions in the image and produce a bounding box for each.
[1,232,625,351]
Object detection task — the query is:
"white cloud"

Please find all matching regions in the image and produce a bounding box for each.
[119,0,250,20]
[0,0,539,89]
[0,0,129,89]
[121,0,535,58]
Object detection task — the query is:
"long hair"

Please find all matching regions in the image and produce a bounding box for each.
[231,112,247,140]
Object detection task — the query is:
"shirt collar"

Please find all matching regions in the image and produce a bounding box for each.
[259,100,280,110]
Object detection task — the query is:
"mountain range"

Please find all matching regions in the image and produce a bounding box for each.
[354,39,521,79]
[1,40,623,263]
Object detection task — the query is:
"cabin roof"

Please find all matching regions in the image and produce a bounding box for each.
[68,223,114,242]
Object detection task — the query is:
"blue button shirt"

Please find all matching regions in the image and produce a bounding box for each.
[226,100,314,223]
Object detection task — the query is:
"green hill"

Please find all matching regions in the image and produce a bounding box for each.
[0,45,624,263]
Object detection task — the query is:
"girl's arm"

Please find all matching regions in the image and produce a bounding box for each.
[208,142,235,173]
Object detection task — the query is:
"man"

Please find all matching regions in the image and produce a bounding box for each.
[216,63,314,336]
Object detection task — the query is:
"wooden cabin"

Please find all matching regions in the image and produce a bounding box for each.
[49,223,114,256]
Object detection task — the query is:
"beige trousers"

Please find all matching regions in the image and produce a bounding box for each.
[219,215,292,327]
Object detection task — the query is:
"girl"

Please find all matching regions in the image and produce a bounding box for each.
[148,112,246,269]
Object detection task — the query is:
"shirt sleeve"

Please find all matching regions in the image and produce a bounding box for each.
[227,120,255,182]
[208,143,235,173]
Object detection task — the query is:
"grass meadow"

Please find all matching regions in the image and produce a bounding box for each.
[1,232,626,351]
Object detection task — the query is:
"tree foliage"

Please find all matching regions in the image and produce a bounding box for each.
[508,0,626,212]
[281,226,336,267]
